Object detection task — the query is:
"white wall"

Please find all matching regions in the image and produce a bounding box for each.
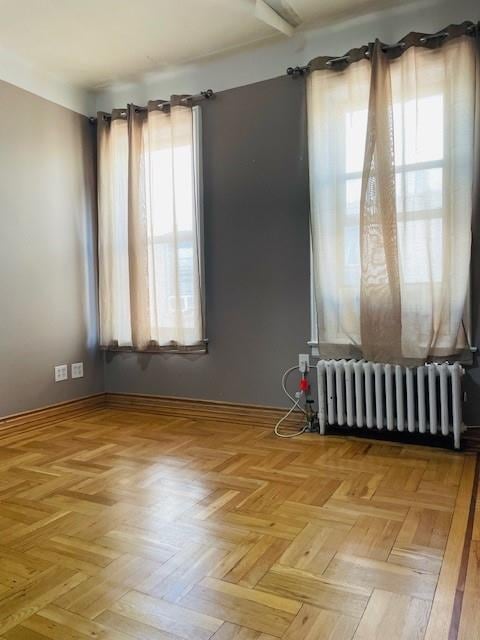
[95,0,479,112]
[0,45,94,116]
[0,0,476,116]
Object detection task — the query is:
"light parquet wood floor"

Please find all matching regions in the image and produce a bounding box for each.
[0,407,477,640]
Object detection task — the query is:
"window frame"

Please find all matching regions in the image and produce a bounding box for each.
[104,105,207,354]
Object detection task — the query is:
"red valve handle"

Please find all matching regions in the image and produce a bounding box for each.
[299,377,310,393]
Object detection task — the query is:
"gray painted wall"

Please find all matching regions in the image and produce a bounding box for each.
[0,80,103,416]
[2,70,477,423]
[104,74,480,424]
[464,197,480,425]
[105,76,311,408]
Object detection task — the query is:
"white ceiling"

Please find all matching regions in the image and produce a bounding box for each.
[0,0,402,90]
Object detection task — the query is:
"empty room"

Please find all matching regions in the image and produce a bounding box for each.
[1,0,480,638]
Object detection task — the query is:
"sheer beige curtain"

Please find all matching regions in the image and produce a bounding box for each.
[98,111,131,347]
[308,33,478,364]
[98,98,204,351]
[360,40,402,363]
[390,37,476,361]
[307,58,371,359]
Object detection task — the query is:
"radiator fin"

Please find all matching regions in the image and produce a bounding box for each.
[317,360,464,449]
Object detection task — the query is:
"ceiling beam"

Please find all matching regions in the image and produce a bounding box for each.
[254,0,296,37]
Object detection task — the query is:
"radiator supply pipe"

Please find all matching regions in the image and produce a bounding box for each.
[273,365,319,438]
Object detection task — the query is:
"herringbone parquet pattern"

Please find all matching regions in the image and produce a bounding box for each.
[0,408,474,639]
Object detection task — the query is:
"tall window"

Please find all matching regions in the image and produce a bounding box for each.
[97,102,204,351]
[308,35,477,363]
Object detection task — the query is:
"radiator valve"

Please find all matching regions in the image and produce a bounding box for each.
[300,372,319,432]
[299,376,310,393]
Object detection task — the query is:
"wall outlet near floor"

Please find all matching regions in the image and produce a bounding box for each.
[54,364,68,382]
[299,353,310,373]
[71,362,84,379]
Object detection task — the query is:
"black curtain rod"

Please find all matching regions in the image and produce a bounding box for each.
[286,20,479,76]
[88,89,214,123]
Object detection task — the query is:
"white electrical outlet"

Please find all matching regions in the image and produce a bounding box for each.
[299,354,310,373]
[54,364,68,382]
[71,362,84,379]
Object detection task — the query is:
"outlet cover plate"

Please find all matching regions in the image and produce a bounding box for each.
[54,364,68,382]
[299,354,310,373]
[71,362,84,379]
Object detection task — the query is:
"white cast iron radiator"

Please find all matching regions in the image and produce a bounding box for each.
[316,360,465,449]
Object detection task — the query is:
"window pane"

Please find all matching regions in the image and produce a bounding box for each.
[396,167,443,214]
[149,240,196,329]
[344,225,360,286]
[346,178,361,217]
[394,95,444,166]
[178,245,194,309]
[398,218,442,284]
[148,145,194,237]
[345,109,368,173]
